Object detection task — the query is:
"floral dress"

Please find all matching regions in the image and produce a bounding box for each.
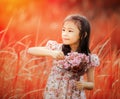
[44,40,100,99]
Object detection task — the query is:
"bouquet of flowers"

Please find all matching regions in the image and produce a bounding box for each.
[57,52,90,75]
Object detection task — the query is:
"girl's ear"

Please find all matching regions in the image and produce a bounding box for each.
[84,32,87,38]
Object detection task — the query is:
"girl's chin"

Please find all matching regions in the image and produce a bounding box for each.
[62,40,71,45]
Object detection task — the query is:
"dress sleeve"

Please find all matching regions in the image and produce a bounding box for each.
[89,54,100,67]
[45,40,61,50]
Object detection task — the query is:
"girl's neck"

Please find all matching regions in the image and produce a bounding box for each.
[70,43,79,52]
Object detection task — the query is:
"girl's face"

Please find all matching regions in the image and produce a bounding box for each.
[62,21,80,46]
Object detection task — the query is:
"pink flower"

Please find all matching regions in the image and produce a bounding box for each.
[57,52,90,74]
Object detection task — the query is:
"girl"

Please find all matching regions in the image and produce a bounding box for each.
[28,14,100,99]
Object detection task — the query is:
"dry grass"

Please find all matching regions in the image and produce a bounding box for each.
[0,11,120,99]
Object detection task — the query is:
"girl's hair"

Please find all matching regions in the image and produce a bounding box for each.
[62,14,91,55]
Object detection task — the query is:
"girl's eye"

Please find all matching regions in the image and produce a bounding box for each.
[68,30,73,32]
[62,29,65,31]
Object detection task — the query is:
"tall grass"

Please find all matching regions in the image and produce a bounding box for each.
[0,13,120,99]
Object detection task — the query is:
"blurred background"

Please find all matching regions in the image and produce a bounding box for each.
[0,0,120,99]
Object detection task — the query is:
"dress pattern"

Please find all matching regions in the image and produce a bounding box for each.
[44,40,100,99]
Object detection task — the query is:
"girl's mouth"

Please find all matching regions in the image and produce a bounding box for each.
[63,38,70,40]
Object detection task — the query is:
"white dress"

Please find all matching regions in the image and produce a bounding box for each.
[44,40,100,99]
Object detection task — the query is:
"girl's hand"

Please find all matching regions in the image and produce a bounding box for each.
[50,50,65,60]
[75,81,94,90]
[75,81,85,90]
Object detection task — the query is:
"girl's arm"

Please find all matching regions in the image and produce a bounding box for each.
[84,67,94,90]
[76,67,95,90]
[27,47,64,59]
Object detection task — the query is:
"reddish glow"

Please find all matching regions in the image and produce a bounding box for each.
[0,0,120,98]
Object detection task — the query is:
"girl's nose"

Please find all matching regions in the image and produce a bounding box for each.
[62,31,67,36]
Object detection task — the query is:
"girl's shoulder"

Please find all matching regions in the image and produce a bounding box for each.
[89,53,100,67]
[45,40,62,50]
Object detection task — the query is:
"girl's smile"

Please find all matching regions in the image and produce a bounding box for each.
[62,38,70,41]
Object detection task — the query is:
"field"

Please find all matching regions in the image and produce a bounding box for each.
[0,0,120,99]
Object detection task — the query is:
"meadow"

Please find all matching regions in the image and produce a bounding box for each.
[0,0,120,99]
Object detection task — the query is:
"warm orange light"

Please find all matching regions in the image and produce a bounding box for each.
[0,0,120,98]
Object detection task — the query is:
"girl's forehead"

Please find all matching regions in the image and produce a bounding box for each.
[63,21,77,27]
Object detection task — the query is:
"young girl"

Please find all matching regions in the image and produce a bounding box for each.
[28,14,100,99]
